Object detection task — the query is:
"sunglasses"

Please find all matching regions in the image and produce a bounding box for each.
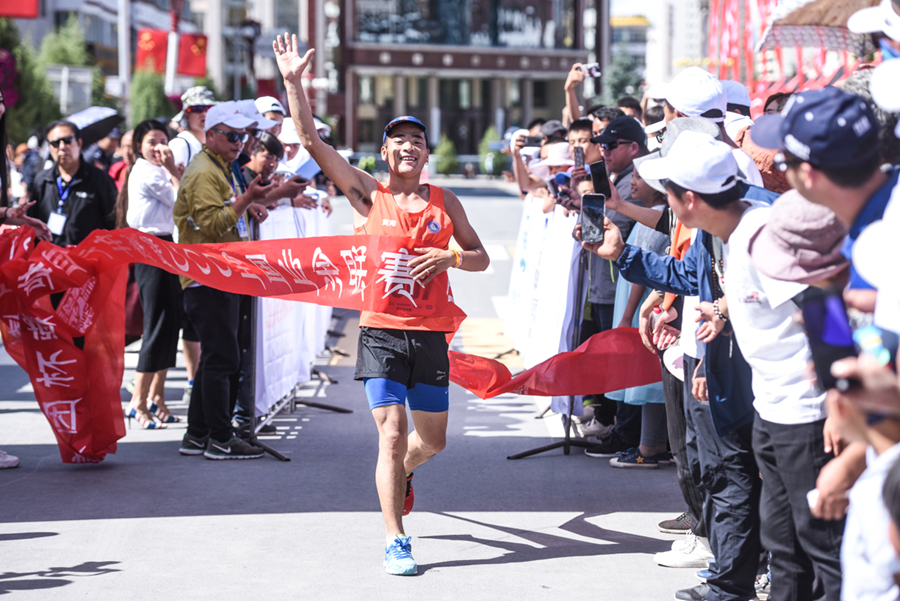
[186,105,210,114]
[250,129,263,140]
[211,128,249,144]
[600,140,633,152]
[49,136,77,148]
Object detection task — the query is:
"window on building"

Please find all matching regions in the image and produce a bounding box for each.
[355,0,576,49]
[359,75,374,105]
[533,80,547,108]
[358,119,376,144]
[459,79,471,109]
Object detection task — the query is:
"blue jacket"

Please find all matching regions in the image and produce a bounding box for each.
[613,185,778,436]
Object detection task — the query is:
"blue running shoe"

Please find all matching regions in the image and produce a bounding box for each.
[384,535,417,575]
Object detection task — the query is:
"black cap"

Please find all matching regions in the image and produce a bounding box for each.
[591,116,646,146]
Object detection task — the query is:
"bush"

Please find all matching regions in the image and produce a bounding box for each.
[433,135,459,175]
[478,125,509,176]
[0,19,60,143]
[131,70,174,125]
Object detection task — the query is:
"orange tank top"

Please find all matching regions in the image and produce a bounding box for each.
[355,182,456,332]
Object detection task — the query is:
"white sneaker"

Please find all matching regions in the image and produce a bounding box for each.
[582,418,614,438]
[654,532,713,568]
[0,450,20,469]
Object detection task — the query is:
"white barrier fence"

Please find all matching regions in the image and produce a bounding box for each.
[504,196,584,416]
[254,204,333,416]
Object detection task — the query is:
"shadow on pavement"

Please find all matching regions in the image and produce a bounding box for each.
[417,512,670,573]
[0,561,120,594]
[0,532,58,542]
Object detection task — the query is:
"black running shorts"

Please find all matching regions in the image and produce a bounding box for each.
[354,327,450,388]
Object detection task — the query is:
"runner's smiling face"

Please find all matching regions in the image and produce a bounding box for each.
[382,123,429,177]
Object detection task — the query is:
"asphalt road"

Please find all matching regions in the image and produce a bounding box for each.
[0,176,692,600]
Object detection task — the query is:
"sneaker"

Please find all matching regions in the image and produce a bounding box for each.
[182,383,193,404]
[384,535,417,575]
[582,417,614,438]
[755,571,770,600]
[584,432,631,457]
[658,512,692,534]
[654,532,714,568]
[609,447,660,469]
[0,450,20,469]
[403,473,415,516]
[652,451,674,465]
[178,433,210,456]
[203,437,264,460]
[675,584,709,600]
[696,558,716,582]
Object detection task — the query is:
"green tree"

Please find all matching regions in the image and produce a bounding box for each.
[36,15,116,110]
[131,70,173,125]
[596,44,644,105]
[434,135,459,176]
[0,19,61,144]
[478,126,509,176]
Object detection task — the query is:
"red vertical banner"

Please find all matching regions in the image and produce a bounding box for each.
[135,29,168,73]
[709,0,721,75]
[177,33,208,77]
[743,0,756,89]
[0,0,39,18]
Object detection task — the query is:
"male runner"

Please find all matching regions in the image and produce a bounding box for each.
[274,35,490,576]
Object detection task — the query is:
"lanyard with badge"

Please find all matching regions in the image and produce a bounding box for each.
[48,176,72,236]
[203,150,249,238]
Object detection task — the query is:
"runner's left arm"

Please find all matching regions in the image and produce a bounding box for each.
[408,189,489,285]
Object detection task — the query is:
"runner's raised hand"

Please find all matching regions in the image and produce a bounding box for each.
[273,34,315,83]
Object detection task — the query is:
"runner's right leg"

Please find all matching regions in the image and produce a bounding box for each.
[369,382,410,537]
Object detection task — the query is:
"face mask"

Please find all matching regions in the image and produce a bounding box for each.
[879,37,900,60]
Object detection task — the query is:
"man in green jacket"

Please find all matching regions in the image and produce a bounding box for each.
[174,101,273,460]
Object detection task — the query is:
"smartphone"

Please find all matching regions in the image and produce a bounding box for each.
[522,135,544,147]
[548,180,560,198]
[588,160,612,199]
[579,63,602,77]
[573,146,585,168]
[798,287,858,391]
[581,194,606,244]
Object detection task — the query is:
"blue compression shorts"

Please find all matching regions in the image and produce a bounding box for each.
[364,378,449,413]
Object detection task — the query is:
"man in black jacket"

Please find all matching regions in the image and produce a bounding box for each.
[27,120,117,247]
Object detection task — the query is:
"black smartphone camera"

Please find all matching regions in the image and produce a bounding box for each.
[573,146,585,168]
[588,160,612,198]
[797,286,859,391]
[578,63,602,78]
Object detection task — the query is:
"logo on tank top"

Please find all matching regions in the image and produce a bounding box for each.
[427,221,441,233]
[382,219,397,227]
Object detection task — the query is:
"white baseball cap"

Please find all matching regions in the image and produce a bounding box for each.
[236,99,278,130]
[278,118,302,146]
[313,117,332,138]
[255,96,286,116]
[870,59,900,139]
[655,67,728,123]
[848,0,900,41]
[638,131,741,194]
[720,80,751,108]
[204,101,257,132]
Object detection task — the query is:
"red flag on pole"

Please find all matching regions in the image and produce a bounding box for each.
[0,0,38,18]
[177,33,207,77]
[135,29,168,73]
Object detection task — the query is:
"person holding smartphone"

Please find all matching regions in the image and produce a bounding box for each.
[579,116,650,454]
[275,34,491,576]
